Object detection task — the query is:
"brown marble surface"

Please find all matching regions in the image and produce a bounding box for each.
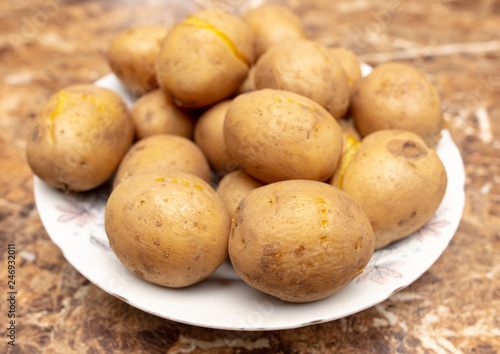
[1,0,499,352]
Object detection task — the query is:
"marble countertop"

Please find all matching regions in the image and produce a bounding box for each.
[1,0,499,352]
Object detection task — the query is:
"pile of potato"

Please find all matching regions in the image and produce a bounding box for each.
[26,4,447,303]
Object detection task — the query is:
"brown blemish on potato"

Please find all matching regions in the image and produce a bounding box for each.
[156,221,162,227]
[320,236,327,246]
[164,253,170,258]
[387,139,428,159]
[294,244,305,256]
[134,270,144,277]
[31,125,40,142]
[154,239,160,245]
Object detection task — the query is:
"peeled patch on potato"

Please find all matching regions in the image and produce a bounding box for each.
[26,84,134,192]
[224,89,343,183]
[108,25,169,96]
[130,89,194,140]
[336,130,447,249]
[254,40,350,119]
[229,179,374,303]
[113,134,211,189]
[156,9,254,108]
[351,62,443,147]
[105,170,231,288]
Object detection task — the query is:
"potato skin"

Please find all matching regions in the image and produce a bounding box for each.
[105,170,231,288]
[224,89,343,183]
[26,84,134,191]
[108,25,168,96]
[131,89,194,140]
[228,180,374,303]
[351,62,442,147]
[157,10,254,108]
[216,170,264,219]
[254,40,350,119]
[328,47,362,97]
[338,130,447,249]
[194,100,237,174]
[243,4,306,59]
[113,134,211,189]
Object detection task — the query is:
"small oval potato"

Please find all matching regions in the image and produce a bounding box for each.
[194,100,237,174]
[254,40,350,119]
[351,62,443,147]
[216,170,264,219]
[243,4,306,59]
[157,10,254,108]
[131,89,194,140]
[108,25,169,96]
[229,179,374,303]
[328,47,362,97]
[26,84,134,192]
[337,130,447,249]
[105,170,231,288]
[113,134,211,189]
[224,89,343,184]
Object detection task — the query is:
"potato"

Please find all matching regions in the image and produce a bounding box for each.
[224,89,343,183]
[193,100,237,175]
[157,10,254,108]
[351,62,442,147]
[229,179,374,303]
[216,170,264,219]
[113,134,211,189]
[237,65,256,94]
[242,4,306,59]
[105,170,230,288]
[26,84,134,192]
[336,130,447,249]
[108,25,168,96]
[254,40,350,119]
[130,89,194,140]
[328,47,362,97]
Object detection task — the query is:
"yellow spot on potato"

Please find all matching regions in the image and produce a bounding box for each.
[49,90,68,143]
[155,177,164,182]
[318,197,325,204]
[172,179,178,183]
[321,209,327,215]
[183,16,250,67]
[183,181,190,186]
[322,219,328,227]
[320,236,327,245]
[337,142,362,189]
[195,184,203,190]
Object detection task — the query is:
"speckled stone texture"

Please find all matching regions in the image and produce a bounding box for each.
[0,0,499,352]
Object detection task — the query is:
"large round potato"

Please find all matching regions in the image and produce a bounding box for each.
[351,62,443,147]
[242,4,306,59]
[113,134,211,188]
[130,89,194,140]
[157,10,254,108]
[224,89,343,183]
[254,40,350,119]
[337,130,447,249]
[108,25,169,95]
[105,170,231,288]
[229,179,374,303]
[26,84,134,191]
[193,100,237,174]
[216,170,264,219]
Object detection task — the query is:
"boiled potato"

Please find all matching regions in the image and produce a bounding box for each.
[157,9,254,108]
[254,40,350,119]
[336,130,447,249]
[130,89,194,140]
[105,170,230,288]
[113,134,211,189]
[224,89,343,183]
[108,25,168,96]
[351,62,442,147]
[193,100,237,174]
[27,84,134,192]
[229,179,374,302]
[328,47,362,97]
[216,170,264,219]
[243,4,306,59]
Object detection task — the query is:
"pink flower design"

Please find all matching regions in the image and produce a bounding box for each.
[56,201,96,227]
[413,216,451,242]
[90,235,111,251]
[357,260,404,285]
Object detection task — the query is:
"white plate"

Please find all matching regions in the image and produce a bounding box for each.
[33,66,465,330]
